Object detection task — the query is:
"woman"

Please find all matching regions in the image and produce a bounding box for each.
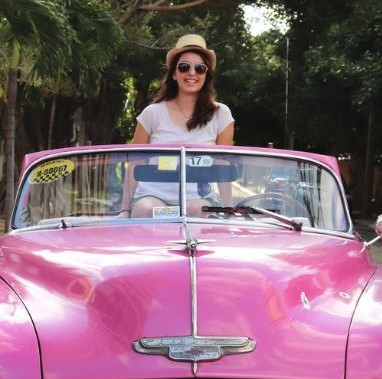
[121,34,234,217]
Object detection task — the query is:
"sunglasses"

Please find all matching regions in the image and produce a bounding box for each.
[176,61,208,75]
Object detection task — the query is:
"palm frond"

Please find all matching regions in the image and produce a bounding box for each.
[0,0,74,76]
[63,0,124,96]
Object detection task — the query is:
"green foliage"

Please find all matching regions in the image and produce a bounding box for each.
[0,0,123,98]
[0,20,10,99]
[61,0,124,97]
[305,0,382,109]
[229,29,287,147]
[253,0,382,156]
[2,0,380,154]
[117,76,137,142]
[0,0,74,77]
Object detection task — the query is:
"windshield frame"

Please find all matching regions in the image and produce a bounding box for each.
[11,145,352,235]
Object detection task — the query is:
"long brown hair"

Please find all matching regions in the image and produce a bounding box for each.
[154,49,217,131]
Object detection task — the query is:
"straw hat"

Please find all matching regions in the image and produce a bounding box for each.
[166,34,216,69]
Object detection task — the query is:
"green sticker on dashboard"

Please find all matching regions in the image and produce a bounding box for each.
[29,159,75,184]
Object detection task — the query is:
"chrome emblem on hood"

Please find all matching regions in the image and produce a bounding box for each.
[133,335,255,362]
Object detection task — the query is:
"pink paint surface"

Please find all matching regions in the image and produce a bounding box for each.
[2,144,379,378]
[0,221,376,378]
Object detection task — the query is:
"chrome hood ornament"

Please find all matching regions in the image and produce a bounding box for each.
[133,218,256,371]
[133,335,255,362]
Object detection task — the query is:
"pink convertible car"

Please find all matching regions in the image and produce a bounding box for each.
[1,144,381,379]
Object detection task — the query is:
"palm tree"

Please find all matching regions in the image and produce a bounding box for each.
[0,0,73,229]
[36,0,123,148]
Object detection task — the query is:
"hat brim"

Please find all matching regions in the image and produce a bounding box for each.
[166,46,216,70]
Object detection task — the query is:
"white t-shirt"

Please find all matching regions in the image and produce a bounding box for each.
[133,101,234,203]
[137,101,234,144]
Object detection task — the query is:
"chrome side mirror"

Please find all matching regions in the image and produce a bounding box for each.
[365,214,382,247]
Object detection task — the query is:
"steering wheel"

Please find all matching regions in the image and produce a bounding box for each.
[235,192,309,218]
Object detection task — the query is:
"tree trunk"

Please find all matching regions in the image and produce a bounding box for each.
[47,95,57,149]
[362,103,375,217]
[4,68,18,230]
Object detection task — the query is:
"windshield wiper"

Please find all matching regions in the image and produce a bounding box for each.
[201,206,303,231]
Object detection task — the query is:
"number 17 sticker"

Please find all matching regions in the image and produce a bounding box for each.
[188,155,213,167]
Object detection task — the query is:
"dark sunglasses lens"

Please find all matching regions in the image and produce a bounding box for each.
[195,64,207,74]
[177,62,208,74]
[177,63,191,73]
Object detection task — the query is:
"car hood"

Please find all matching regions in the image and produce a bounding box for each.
[0,222,374,379]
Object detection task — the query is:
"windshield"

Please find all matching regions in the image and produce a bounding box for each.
[12,149,349,232]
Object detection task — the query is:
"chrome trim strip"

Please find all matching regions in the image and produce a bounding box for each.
[180,146,187,218]
[185,221,198,374]
[190,254,198,337]
[181,220,199,337]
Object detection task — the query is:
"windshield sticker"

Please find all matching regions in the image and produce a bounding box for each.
[158,156,178,171]
[153,206,180,218]
[188,155,213,167]
[29,159,75,184]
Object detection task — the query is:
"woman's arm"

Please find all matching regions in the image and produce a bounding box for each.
[132,122,150,144]
[216,122,234,145]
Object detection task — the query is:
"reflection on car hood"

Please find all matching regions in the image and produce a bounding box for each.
[0,223,374,379]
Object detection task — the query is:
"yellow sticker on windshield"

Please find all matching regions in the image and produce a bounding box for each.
[158,156,178,171]
[29,159,75,184]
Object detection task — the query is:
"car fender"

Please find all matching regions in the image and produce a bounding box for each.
[346,267,382,378]
[0,276,41,379]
